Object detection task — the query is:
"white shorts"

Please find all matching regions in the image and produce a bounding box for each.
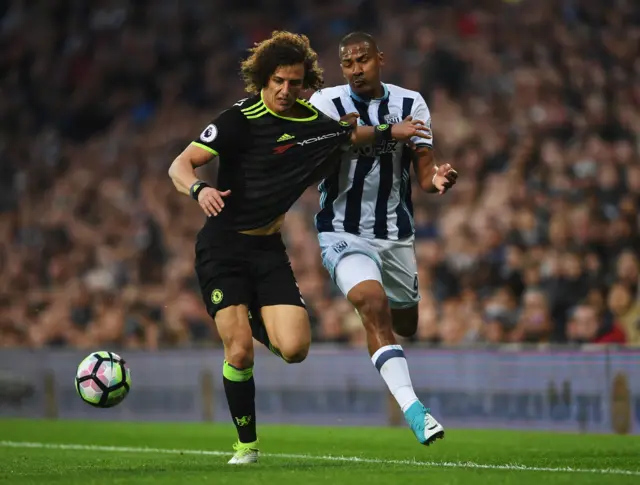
[318,231,420,309]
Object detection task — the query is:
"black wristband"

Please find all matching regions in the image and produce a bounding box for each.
[374,123,393,148]
[190,181,211,201]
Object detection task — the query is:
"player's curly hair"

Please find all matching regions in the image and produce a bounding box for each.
[240,31,324,94]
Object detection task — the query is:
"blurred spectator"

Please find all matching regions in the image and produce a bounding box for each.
[0,0,639,349]
[566,303,626,345]
[607,283,640,346]
[511,288,553,343]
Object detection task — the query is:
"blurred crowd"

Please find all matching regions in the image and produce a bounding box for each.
[1,0,639,350]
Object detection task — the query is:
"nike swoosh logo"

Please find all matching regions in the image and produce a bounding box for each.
[427,424,439,430]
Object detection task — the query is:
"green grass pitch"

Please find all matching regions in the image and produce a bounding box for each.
[0,419,639,484]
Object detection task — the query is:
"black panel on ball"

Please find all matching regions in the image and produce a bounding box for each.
[94,376,108,392]
[98,390,110,407]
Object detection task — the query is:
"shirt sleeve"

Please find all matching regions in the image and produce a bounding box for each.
[309,90,341,121]
[411,94,433,148]
[305,118,354,182]
[191,107,246,158]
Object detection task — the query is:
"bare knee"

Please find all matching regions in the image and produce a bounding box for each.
[215,306,254,368]
[348,281,391,329]
[279,342,309,363]
[261,305,311,364]
[392,306,419,337]
[225,341,254,368]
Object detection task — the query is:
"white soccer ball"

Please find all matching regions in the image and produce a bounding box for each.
[75,351,131,408]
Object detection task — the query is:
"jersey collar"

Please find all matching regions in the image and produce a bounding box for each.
[259,90,318,122]
[349,83,389,104]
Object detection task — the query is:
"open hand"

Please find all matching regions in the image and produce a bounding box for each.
[432,163,458,195]
[198,187,231,217]
[391,116,432,147]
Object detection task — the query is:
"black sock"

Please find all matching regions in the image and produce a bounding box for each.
[222,361,257,444]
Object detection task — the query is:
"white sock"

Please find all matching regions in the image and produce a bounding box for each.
[371,344,419,413]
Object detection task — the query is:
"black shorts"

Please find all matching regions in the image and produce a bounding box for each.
[195,231,305,319]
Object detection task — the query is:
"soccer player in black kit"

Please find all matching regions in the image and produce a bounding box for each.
[168,31,431,464]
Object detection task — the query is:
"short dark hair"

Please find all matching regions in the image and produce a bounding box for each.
[338,31,379,53]
[240,30,324,94]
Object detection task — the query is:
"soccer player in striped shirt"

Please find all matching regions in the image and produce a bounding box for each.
[309,32,458,447]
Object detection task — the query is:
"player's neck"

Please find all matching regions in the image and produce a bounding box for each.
[370,82,385,99]
[351,82,386,102]
[262,94,306,118]
[280,102,307,118]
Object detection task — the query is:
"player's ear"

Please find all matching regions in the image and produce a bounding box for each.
[378,51,385,66]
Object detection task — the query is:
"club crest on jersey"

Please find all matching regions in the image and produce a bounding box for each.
[384,114,402,124]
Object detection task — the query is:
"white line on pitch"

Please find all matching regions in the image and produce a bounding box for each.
[1,441,638,477]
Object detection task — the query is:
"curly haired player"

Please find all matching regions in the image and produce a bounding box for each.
[168,31,432,464]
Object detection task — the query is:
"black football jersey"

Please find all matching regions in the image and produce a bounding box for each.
[192,94,353,237]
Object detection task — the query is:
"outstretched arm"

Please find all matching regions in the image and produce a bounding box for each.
[408,93,457,194]
[412,146,458,194]
[349,116,431,147]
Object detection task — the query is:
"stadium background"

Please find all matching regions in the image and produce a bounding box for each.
[1,0,639,434]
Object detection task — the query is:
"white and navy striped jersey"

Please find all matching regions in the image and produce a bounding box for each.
[310,83,432,241]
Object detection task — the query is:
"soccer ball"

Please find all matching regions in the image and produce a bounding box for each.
[75,351,131,408]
